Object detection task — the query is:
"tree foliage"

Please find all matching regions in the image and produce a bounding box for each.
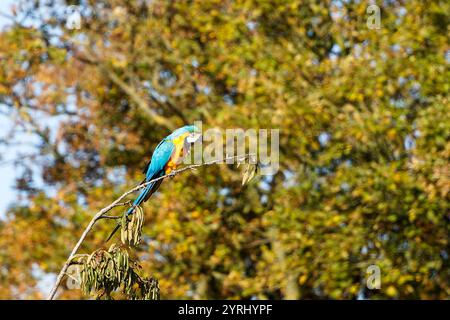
[0,0,448,299]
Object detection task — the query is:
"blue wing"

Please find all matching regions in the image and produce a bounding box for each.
[145,139,175,180]
[123,139,174,215]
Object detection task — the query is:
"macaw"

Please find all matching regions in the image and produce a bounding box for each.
[107,125,201,241]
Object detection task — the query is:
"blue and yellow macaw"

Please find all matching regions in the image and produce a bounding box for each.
[107,125,201,241]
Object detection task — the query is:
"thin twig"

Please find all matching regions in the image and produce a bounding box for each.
[47,154,254,300]
[98,215,122,220]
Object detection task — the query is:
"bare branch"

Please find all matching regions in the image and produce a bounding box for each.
[70,46,177,131]
[98,215,122,220]
[47,154,255,300]
[105,69,177,131]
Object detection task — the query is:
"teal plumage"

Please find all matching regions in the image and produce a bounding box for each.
[106,125,200,242]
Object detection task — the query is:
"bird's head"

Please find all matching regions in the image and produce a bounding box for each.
[170,125,202,143]
[185,125,201,143]
[184,125,200,134]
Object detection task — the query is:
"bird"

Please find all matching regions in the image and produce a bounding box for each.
[106,125,201,242]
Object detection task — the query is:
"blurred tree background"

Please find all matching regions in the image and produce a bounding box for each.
[0,0,448,299]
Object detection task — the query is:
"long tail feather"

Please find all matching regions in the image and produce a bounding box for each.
[105,180,160,242]
[105,224,121,243]
[131,182,155,210]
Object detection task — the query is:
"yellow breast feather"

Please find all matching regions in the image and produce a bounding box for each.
[165,133,189,173]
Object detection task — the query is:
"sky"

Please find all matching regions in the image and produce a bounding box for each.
[0,0,15,28]
[0,0,18,218]
[0,2,60,293]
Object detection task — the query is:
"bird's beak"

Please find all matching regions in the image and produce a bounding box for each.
[187,132,202,144]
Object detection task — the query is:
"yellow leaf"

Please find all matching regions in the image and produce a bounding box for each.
[386,286,398,297]
[299,274,308,285]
